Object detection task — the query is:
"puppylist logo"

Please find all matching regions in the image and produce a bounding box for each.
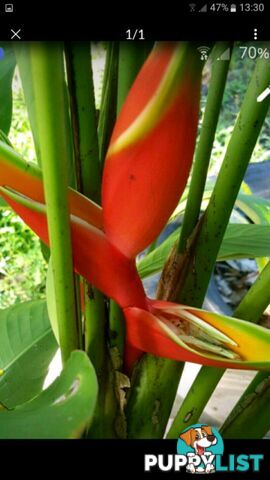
[144,423,264,474]
[177,424,222,473]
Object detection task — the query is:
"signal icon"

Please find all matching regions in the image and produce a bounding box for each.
[217,48,231,61]
[199,4,207,12]
[197,46,210,61]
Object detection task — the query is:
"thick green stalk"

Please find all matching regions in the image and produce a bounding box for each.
[98,42,119,167]
[220,372,270,438]
[166,366,224,439]
[167,259,270,438]
[30,43,79,363]
[64,42,105,360]
[126,356,184,438]
[233,260,270,323]
[15,45,76,186]
[117,42,153,114]
[178,42,232,253]
[64,42,117,437]
[15,44,76,261]
[84,287,106,373]
[65,42,101,203]
[85,286,118,438]
[109,300,125,365]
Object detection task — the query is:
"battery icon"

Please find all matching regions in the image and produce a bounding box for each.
[230,3,237,12]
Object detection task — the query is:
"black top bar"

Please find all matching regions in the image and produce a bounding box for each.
[0,2,269,41]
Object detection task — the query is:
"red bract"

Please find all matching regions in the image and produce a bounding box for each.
[102,43,201,258]
[0,189,146,310]
[1,42,270,372]
[124,300,270,371]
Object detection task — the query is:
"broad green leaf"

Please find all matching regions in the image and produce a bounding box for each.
[0,350,98,438]
[170,180,270,224]
[171,187,270,225]
[218,224,270,260]
[138,224,270,279]
[0,44,16,135]
[236,193,270,271]
[0,300,58,408]
[237,193,270,225]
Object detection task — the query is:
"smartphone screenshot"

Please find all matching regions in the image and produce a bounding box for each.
[0,2,269,478]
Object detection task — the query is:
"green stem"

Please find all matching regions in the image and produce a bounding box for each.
[98,42,119,168]
[117,42,153,114]
[167,259,270,438]
[15,43,77,261]
[178,42,232,253]
[220,372,270,438]
[126,356,184,438]
[178,55,270,307]
[233,260,270,323]
[84,287,106,372]
[166,367,224,439]
[109,300,125,365]
[65,42,101,203]
[30,43,79,363]
[85,282,115,438]
[64,42,118,437]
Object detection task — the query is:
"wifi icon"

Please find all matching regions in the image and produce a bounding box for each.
[197,46,210,61]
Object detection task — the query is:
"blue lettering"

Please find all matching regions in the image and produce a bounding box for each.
[236,454,249,472]
[249,454,264,472]
[215,455,228,472]
[229,455,236,471]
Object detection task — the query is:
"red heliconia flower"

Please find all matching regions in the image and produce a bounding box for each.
[124,299,270,371]
[102,42,202,258]
[1,42,270,373]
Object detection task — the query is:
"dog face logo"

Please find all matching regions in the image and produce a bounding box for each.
[177,424,224,474]
[180,425,217,456]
